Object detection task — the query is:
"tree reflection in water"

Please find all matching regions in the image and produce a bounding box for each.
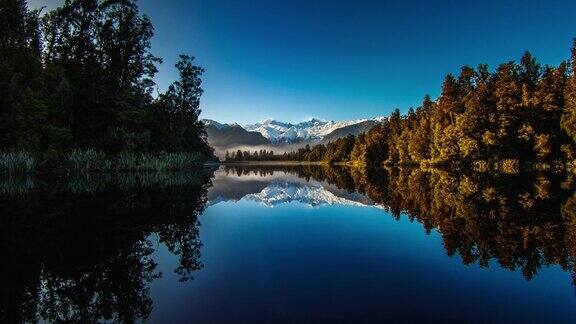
[0,169,215,323]
[223,164,576,288]
[3,165,576,321]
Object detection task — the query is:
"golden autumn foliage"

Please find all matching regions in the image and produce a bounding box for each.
[231,39,576,173]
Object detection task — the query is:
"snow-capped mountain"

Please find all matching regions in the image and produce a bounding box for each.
[243,182,382,208]
[203,119,230,130]
[201,116,385,150]
[244,117,385,143]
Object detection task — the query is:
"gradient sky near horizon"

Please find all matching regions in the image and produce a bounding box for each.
[30,0,576,125]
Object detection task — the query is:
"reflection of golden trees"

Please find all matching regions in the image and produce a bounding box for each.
[236,165,576,285]
[351,167,576,283]
[220,164,576,285]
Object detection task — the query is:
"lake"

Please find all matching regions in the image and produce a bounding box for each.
[2,165,576,322]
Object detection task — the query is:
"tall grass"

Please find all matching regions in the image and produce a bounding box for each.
[115,151,139,171]
[65,149,205,172]
[0,176,35,195]
[116,151,204,171]
[65,149,109,173]
[0,151,36,174]
[1,149,206,174]
[138,152,204,171]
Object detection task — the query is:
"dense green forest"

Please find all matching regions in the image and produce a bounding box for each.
[231,39,576,173]
[0,0,213,173]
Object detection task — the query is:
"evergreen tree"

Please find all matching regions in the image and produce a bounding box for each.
[0,0,45,151]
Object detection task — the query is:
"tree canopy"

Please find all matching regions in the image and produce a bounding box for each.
[0,0,213,163]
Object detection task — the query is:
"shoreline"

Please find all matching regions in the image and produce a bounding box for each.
[214,161,329,166]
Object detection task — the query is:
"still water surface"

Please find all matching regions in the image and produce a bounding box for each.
[2,165,576,322]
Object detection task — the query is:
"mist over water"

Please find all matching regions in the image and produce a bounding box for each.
[213,143,313,158]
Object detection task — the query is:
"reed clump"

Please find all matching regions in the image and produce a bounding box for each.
[0,151,36,175]
[65,149,109,173]
[65,149,205,172]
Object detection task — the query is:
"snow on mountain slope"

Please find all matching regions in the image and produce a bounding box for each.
[243,181,384,208]
[202,119,230,129]
[207,167,382,208]
[244,117,385,143]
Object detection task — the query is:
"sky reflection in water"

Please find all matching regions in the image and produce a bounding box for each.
[149,166,576,322]
[2,165,576,322]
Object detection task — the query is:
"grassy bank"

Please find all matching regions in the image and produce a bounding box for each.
[219,158,573,175]
[0,152,36,175]
[0,150,210,175]
[220,160,329,166]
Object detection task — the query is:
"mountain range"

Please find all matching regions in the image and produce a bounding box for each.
[203,120,269,149]
[207,168,381,209]
[202,117,385,151]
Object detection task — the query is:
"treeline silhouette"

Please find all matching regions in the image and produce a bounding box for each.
[225,149,276,161]
[233,40,576,172]
[225,135,356,163]
[0,169,215,322]
[0,0,213,172]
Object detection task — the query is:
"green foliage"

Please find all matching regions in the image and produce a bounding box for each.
[0,0,214,169]
[137,152,204,171]
[64,149,205,172]
[0,175,35,195]
[0,168,213,322]
[65,149,109,172]
[0,151,36,174]
[149,55,213,158]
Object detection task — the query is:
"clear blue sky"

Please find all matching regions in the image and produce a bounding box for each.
[31,0,576,125]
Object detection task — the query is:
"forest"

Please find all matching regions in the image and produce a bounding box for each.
[0,0,214,173]
[231,39,576,173]
[5,0,576,174]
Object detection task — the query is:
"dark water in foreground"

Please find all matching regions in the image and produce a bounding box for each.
[2,165,576,322]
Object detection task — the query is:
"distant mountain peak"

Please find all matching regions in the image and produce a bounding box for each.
[202,119,270,150]
[203,116,386,151]
[243,116,385,143]
[202,119,229,130]
[308,117,325,123]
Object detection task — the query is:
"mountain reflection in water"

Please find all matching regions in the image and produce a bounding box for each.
[2,165,576,322]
